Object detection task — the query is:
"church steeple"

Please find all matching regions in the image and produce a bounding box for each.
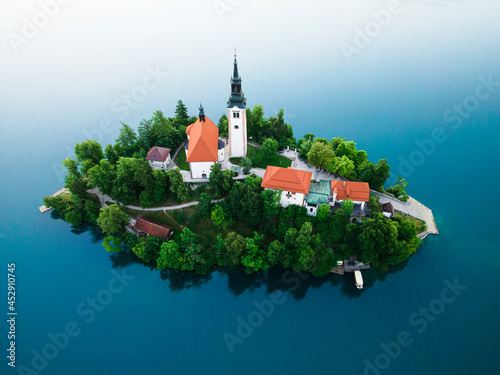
[227,52,246,109]
[198,103,205,122]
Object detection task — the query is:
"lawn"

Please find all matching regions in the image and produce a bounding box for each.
[173,149,190,171]
[230,145,292,169]
[395,212,426,233]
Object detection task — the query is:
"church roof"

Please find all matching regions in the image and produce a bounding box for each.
[261,166,312,195]
[331,181,370,202]
[185,116,219,162]
[145,146,171,162]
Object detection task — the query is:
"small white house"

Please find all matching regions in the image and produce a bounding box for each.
[145,146,171,170]
[261,166,312,208]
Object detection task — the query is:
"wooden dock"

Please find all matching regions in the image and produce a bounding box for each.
[39,188,69,213]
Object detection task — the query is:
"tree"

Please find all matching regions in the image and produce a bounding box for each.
[227,181,262,227]
[116,123,138,156]
[267,240,286,266]
[386,176,409,201]
[311,247,337,277]
[88,160,116,195]
[357,213,399,265]
[102,236,122,253]
[328,155,356,179]
[261,189,280,220]
[112,157,152,205]
[262,138,279,159]
[74,140,104,174]
[240,157,252,175]
[217,114,228,137]
[242,233,269,273]
[221,169,235,192]
[358,159,390,191]
[316,203,331,221]
[151,110,175,148]
[157,240,182,270]
[166,168,189,201]
[211,205,233,230]
[137,118,154,151]
[96,204,129,235]
[209,163,224,197]
[174,100,189,127]
[104,144,121,164]
[62,158,88,198]
[132,236,163,262]
[197,193,213,218]
[223,232,246,266]
[307,141,334,169]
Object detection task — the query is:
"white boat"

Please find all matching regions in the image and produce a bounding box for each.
[354,270,363,289]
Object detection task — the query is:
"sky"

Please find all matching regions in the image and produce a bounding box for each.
[1,0,499,165]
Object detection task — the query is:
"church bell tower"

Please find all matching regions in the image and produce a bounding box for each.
[227,52,247,158]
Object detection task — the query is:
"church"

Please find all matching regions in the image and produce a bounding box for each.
[183,55,248,179]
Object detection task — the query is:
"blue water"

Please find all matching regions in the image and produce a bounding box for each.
[2,1,500,374]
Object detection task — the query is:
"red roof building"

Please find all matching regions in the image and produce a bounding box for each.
[145,146,171,162]
[133,217,174,240]
[186,115,219,163]
[330,181,370,202]
[261,166,312,194]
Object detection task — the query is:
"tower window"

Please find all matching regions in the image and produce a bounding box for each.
[234,125,239,129]
[233,112,240,118]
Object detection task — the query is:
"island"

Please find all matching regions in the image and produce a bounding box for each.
[42,55,438,283]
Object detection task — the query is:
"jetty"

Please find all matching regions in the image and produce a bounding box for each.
[39,188,69,213]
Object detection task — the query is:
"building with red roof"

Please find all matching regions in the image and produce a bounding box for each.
[261,166,312,207]
[184,104,225,179]
[145,146,171,170]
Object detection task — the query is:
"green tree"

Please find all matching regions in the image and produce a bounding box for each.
[261,189,280,220]
[166,168,189,201]
[208,163,224,197]
[328,155,356,179]
[157,240,182,270]
[217,114,228,137]
[132,236,163,262]
[267,240,286,266]
[116,123,138,157]
[211,205,233,230]
[88,160,116,195]
[62,158,88,198]
[74,140,104,174]
[174,100,189,127]
[386,176,409,201]
[358,159,390,191]
[262,138,279,159]
[223,232,246,266]
[102,236,122,253]
[242,233,269,273]
[197,192,213,218]
[112,157,152,205]
[307,141,335,169]
[240,157,252,175]
[96,204,129,235]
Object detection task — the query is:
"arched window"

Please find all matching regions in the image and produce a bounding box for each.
[234,125,239,129]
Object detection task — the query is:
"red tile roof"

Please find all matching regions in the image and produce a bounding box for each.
[145,146,171,162]
[331,181,370,202]
[261,166,312,194]
[133,217,174,240]
[186,116,219,162]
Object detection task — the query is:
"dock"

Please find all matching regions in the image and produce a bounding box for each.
[39,188,69,213]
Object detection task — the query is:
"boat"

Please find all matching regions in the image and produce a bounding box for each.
[354,270,363,289]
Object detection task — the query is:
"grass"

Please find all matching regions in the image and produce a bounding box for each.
[230,145,292,169]
[124,204,256,247]
[173,149,190,171]
[395,212,426,233]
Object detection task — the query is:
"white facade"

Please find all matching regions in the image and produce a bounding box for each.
[277,190,305,208]
[148,156,170,171]
[228,106,247,158]
[218,145,225,162]
[189,159,215,179]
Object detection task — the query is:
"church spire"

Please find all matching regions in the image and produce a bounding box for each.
[227,52,246,109]
[198,103,205,122]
